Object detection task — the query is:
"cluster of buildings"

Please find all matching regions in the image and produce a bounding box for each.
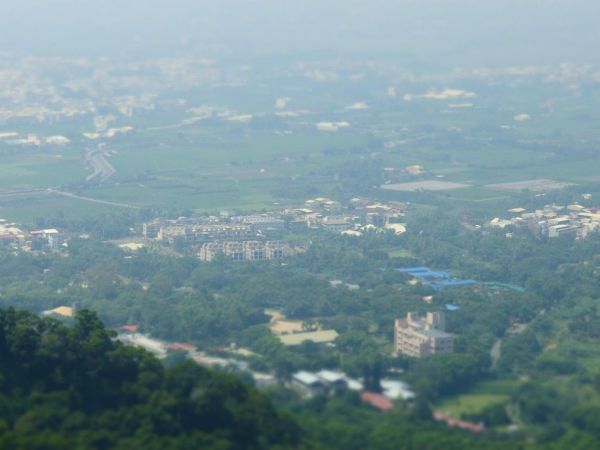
[141,196,408,261]
[0,133,71,147]
[291,370,363,396]
[292,370,414,399]
[396,266,524,295]
[289,196,407,236]
[0,57,167,125]
[143,214,298,262]
[394,312,454,358]
[143,213,285,244]
[489,203,600,239]
[0,219,63,252]
[116,326,277,387]
[143,196,407,245]
[198,240,294,262]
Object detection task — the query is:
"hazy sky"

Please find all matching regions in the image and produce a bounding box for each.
[2,0,599,66]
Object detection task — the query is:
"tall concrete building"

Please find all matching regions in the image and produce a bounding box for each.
[198,240,289,262]
[394,312,454,358]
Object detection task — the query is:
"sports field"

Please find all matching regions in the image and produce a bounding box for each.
[435,379,520,418]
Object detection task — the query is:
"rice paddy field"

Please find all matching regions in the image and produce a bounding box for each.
[0,70,599,223]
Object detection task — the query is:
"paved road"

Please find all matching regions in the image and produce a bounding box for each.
[489,322,530,369]
[85,147,115,183]
[490,338,502,369]
[47,189,139,209]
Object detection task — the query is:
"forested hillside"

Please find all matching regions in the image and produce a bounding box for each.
[3,308,600,450]
[0,308,300,449]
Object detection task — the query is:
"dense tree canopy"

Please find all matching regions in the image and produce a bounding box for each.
[0,308,300,449]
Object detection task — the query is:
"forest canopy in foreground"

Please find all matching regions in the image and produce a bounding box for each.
[2,307,600,450]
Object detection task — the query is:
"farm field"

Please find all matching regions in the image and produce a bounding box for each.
[0,150,84,190]
[382,181,471,191]
[1,69,600,224]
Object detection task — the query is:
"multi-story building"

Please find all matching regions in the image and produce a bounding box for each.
[320,216,352,233]
[394,312,454,358]
[198,240,290,262]
[198,242,224,262]
[158,223,252,244]
[233,215,285,231]
[142,221,162,238]
[224,241,245,260]
[265,240,286,259]
[244,241,266,261]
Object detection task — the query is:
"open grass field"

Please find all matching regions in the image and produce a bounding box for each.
[0,150,84,190]
[0,191,118,222]
[435,379,521,418]
[386,247,414,258]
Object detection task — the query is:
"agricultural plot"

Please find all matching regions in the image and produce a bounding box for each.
[381,180,471,191]
[0,191,117,222]
[2,67,600,224]
[486,179,576,192]
[0,151,84,190]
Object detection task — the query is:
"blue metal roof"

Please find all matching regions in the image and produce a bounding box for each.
[413,271,451,279]
[395,267,430,273]
[436,279,477,286]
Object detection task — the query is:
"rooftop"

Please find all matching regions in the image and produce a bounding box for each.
[279,329,339,346]
[42,306,74,318]
[361,392,394,412]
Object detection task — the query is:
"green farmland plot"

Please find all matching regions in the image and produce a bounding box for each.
[0,149,84,190]
[0,191,118,222]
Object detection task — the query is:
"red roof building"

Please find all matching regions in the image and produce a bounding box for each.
[167,343,196,352]
[433,411,485,433]
[361,392,393,412]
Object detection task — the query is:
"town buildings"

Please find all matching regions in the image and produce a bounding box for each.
[0,220,63,252]
[489,203,600,239]
[142,196,408,250]
[143,213,285,244]
[394,312,454,358]
[290,197,406,236]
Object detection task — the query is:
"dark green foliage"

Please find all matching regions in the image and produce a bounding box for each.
[408,353,487,401]
[1,209,600,448]
[497,330,541,373]
[0,308,300,450]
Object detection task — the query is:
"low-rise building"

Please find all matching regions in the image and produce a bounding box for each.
[292,371,326,396]
[291,369,363,397]
[320,216,352,233]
